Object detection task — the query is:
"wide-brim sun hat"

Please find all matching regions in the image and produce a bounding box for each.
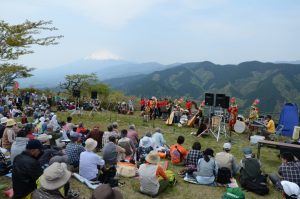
[85,138,98,151]
[40,162,71,190]
[146,151,160,164]
[6,119,16,127]
[0,117,8,124]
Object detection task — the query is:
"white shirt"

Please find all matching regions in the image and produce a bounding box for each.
[152,132,166,148]
[79,151,105,180]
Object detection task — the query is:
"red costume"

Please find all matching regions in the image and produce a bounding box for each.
[185,100,192,110]
[227,97,238,131]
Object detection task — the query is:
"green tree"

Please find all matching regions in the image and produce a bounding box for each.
[0,20,62,91]
[88,83,111,99]
[60,73,98,95]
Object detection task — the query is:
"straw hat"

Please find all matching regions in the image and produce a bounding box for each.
[85,138,98,152]
[146,151,160,164]
[6,119,16,127]
[40,162,71,190]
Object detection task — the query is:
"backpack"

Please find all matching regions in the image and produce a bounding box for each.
[216,167,232,184]
[222,188,245,199]
[241,179,269,196]
[171,146,182,164]
[165,170,177,185]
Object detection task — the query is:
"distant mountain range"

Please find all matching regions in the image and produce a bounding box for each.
[104,61,300,113]
[19,59,178,88]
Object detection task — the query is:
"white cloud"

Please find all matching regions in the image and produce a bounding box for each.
[50,0,161,27]
[86,50,121,60]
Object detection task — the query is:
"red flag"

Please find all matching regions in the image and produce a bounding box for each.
[14,81,19,89]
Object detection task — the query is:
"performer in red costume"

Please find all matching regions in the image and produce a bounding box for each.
[227,97,238,131]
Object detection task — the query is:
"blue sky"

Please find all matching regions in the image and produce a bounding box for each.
[1,0,300,69]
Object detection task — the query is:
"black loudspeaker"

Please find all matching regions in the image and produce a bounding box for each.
[91,91,97,99]
[205,93,214,106]
[73,90,80,98]
[215,94,225,107]
[223,96,230,109]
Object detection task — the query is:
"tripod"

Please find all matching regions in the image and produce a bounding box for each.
[89,100,101,116]
[70,98,82,116]
[209,107,228,142]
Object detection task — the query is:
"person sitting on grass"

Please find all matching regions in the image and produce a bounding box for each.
[86,125,104,151]
[103,136,126,165]
[193,148,218,185]
[138,151,169,197]
[79,138,105,181]
[269,152,300,188]
[138,133,155,163]
[10,129,29,163]
[102,125,118,147]
[179,141,202,177]
[31,162,72,199]
[65,132,85,171]
[118,129,135,159]
[152,127,166,150]
[102,136,125,186]
[127,124,139,149]
[12,140,43,199]
[239,147,268,191]
[170,136,188,165]
[215,142,239,176]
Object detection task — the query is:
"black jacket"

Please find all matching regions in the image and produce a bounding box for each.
[12,151,43,199]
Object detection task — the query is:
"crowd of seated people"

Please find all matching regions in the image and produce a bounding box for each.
[0,93,299,199]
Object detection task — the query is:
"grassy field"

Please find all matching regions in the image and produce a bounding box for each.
[0,111,285,199]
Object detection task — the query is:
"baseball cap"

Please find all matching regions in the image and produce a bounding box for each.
[223,143,231,150]
[243,147,252,158]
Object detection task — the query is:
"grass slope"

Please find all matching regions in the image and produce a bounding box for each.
[0,111,284,199]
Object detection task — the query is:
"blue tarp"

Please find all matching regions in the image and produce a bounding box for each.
[278,103,299,137]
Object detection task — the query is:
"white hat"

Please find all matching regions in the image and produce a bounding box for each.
[223,143,232,150]
[85,138,98,152]
[40,162,71,190]
[0,117,8,124]
[39,117,45,122]
[281,181,300,198]
[37,134,53,142]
